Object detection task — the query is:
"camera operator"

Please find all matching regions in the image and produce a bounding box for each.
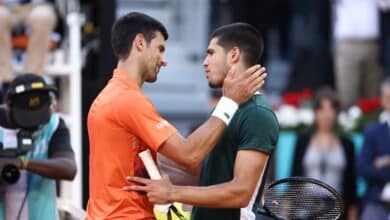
[0,73,77,220]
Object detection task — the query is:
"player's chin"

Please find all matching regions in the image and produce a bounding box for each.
[146,75,158,83]
[208,81,222,88]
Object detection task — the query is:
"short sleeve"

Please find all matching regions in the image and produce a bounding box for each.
[48,118,73,157]
[114,91,177,151]
[236,107,279,154]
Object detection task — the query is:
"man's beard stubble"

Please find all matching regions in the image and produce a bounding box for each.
[208,66,229,88]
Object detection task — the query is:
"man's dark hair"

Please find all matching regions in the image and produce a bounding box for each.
[111,12,168,60]
[211,23,263,66]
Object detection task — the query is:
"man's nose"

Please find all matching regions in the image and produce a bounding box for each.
[161,57,167,66]
[202,58,208,67]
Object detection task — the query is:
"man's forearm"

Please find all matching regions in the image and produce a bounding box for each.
[180,117,227,172]
[359,163,390,183]
[25,158,76,180]
[159,65,267,172]
[169,181,249,208]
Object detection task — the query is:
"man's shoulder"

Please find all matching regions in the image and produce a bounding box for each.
[238,96,277,121]
[91,85,148,111]
[232,96,279,136]
[364,121,386,135]
[234,96,279,139]
[103,83,145,99]
[56,117,69,130]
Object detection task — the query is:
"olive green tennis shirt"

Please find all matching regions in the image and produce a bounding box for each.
[192,94,279,220]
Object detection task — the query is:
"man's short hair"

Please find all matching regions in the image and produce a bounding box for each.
[111,12,168,60]
[210,23,263,66]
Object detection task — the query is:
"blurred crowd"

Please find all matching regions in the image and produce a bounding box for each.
[0,1,57,81]
[210,0,390,109]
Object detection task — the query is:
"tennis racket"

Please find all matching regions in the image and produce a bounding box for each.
[260,177,344,220]
[139,150,187,220]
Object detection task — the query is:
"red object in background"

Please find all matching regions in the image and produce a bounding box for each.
[282,88,313,107]
[357,97,381,114]
[283,92,300,106]
[300,88,313,100]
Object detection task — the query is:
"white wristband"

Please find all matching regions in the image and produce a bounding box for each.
[212,96,239,125]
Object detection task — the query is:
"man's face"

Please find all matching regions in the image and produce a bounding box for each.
[381,85,390,111]
[142,32,167,83]
[203,38,230,88]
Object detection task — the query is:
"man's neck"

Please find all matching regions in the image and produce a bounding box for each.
[117,59,144,87]
[233,62,246,76]
[234,63,262,94]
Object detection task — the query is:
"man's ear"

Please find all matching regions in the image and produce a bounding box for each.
[229,47,241,64]
[134,34,146,52]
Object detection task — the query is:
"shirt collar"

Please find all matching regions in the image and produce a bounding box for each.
[254,91,262,95]
[112,68,141,91]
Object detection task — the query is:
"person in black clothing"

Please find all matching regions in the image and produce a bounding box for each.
[291,87,358,220]
[357,77,390,220]
[0,73,76,219]
[379,6,390,77]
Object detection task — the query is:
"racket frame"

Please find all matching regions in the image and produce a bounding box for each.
[262,177,345,220]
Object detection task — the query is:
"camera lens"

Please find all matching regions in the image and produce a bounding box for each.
[1,164,20,184]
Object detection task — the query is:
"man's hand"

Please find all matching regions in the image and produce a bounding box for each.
[223,64,267,105]
[373,155,390,169]
[125,175,173,204]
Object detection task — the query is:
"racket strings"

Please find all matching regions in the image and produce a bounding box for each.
[263,181,342,220]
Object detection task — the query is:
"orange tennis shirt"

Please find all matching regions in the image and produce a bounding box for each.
[86,68,177,219]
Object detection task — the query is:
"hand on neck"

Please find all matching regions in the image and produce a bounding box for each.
[230,62,247,76]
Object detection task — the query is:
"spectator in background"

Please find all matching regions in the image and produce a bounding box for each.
[0,0,57,84]
[333,0,383,108]
[377,0,390,77]
[0,73,76,219]
[291,87,358,220]
[357,78,390,220]
[285,0,334,92]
